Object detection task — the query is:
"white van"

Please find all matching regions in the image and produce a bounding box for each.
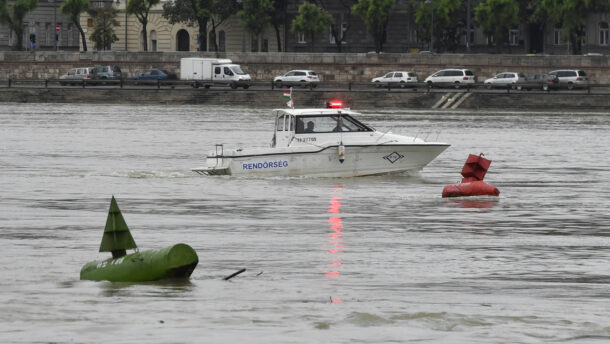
[424,69,476,88]
[180,58,251,89]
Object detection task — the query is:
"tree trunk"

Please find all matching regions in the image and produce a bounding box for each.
[331,24,342,52]
[210,28,218,52]
[76,22,88,52]
[273,23,282,52]
[310,33,314,52]
[198,19,207,51]
[142,22,148,51]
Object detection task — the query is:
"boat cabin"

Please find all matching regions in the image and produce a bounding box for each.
[271,109,373,147]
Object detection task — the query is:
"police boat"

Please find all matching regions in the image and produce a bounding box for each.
[192,100,450,178]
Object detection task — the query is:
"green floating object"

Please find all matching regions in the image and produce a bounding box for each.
[80,196,198,282]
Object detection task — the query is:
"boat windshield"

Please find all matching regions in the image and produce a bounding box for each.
[295,114,373,134]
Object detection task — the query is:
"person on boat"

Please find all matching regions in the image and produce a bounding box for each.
[304,121,315,133]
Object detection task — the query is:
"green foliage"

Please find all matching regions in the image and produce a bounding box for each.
[533,0,608,53]
[291,1,332,51]
[474,0,519,45]
[0,0,39,50]
[88,7,119,51]
[414,0,465,52]
[352,0,395,53]
[60,0,90,51]
[127,0,160,51]
[239,0,273,36]
[162,0,217,51]
[208,0,238,51]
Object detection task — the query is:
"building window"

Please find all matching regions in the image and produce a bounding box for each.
[150,30,157,51]
[554,27,562,45]
[297,32,306,44]
[262,37,268,52]
[45,23,51,46]
[486,34,494,45]
[251,34,258,52]
[509,29,519,46]
[600,22,609,46]
[208,31,215,51]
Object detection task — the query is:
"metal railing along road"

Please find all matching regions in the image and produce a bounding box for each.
[1,78,609,94]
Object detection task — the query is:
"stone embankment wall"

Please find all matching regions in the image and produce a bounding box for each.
[1,88,608,111]
[1,51,609,83]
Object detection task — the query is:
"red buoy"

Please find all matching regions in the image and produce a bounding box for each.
[442,154,500,198]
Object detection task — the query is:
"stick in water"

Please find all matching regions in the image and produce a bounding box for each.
[224,268,246,280]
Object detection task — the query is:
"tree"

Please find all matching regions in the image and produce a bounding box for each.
[533,0,609,54]
[474,0,519,46]
[0,0,38,51]
[88,7,119,51]
[291,1,332,52]
[314,0,356,52]
[163,0,214,51]
[127,0,160,51]
[209,0,238,51]
[60,0,90,52]
[239,0,273,52]
[270,0,287,52]
[352,0,395,53]
[414,0,465,52]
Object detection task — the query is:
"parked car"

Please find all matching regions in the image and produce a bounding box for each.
[525,73,560,91]
[273,70,320,88]
[371,71,418,88]
[548,70,589,89]
[424,69,476,88]
[131,69,177,84]
[484,72,527,90]
[59,67,93,85]
[91,65,123,80]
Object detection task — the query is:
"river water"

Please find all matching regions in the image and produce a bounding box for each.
[1,103,609,343]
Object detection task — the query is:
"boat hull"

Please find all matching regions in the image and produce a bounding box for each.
[80,244,199,282]
[194,144,449,177]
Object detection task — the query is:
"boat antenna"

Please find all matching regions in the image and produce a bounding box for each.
[99,196,137,259]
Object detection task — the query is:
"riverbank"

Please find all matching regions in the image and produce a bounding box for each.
[1,87,609,111]
[2,51,609,84]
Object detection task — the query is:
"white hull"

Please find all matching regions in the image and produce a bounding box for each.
[193,143,449,177]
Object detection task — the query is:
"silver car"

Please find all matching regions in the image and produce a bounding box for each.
[59,67,93,85]
[484,72,527,90]
[549,70,589,89]
[273,70,320,88]
[372,71,418,88]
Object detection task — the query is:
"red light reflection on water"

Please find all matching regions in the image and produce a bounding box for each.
[324,188,344,285]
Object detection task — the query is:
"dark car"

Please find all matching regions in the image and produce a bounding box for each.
[91,65,123,80]
[131,69,177,83]
[525,73,559,91]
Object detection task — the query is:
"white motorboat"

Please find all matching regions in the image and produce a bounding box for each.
[192,102,449,177]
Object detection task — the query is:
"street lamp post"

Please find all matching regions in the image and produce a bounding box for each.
[466,0,471,53]
[49,0,58,51]
[426,0,434,52]
[116,0,128,51]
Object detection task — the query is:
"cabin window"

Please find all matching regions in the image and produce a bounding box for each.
[277,115,287,131]
[295,114,372,134]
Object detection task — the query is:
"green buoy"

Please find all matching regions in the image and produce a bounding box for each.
[80,196,198,282]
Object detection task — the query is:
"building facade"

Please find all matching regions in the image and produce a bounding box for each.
[0,0,80,51]
[2,0,609,55]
